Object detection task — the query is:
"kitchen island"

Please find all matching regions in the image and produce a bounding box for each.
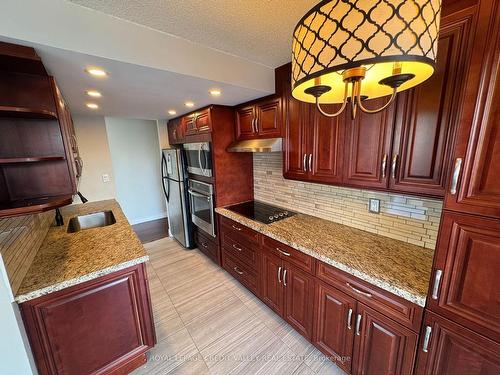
[16,200,155,375]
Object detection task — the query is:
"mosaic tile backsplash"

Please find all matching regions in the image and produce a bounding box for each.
[253,153,443,249]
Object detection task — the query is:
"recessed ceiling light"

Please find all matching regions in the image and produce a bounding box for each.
[86,90,102,98]
[209,89,221,96]
[168,110,177,115]
[85,68,108,77]
[86,103,99,109]
[185,101,194,107]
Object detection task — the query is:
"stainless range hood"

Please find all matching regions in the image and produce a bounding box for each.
[227,138,282,153]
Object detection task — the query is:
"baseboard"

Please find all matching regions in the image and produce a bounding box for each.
[129,212,168,225]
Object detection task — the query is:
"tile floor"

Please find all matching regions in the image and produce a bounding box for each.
[132,237,347,375]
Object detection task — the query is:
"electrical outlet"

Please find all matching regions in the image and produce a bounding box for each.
[102,174,110,183]
[369,198,381,214]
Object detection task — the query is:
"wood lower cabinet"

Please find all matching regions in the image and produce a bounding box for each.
[353,303,418,375]
[427,211,500,342]
[20,263,156,375]
[194,227,220,265]
[313,281,356,373]
[415,311,500,375]
[260,250,284,315]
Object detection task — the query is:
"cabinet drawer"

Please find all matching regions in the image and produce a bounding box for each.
[220,216,259,245]
[222,252,259,295]
[194,229,219,265]
[316,261,423,332]
[262,235,315,274]
[221,232,259,270]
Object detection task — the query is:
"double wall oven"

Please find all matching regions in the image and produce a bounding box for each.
[183,142,213,178]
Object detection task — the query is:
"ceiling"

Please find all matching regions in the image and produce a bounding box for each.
[68,0,319,67]
[0,0,318,119]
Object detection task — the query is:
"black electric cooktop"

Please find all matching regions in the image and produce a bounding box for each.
[226,200,296,224]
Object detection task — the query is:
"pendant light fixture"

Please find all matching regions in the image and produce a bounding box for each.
[291,0,442,118]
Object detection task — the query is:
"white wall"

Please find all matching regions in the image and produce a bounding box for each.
[73,115,117,203]
[0,255,36,375]
[105,117,167,224]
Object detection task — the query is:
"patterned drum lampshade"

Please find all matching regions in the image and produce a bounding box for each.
[291,0,441,117]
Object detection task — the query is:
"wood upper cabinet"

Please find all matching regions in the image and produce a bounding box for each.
[283,263,315,339]
[314,281,356,373]
[343,98,394,189]
[415,311,500,375]
[309,105,345,184]
[260,250,284,315]
[235,96,282,140]
[444,1,500,218]
[389,6,476,197]
[184,108,212,137]
[20,264,155,375]
[353,303,418,375]
[427,211,500,342]
[167,117,184,144]
[283,95,310,180]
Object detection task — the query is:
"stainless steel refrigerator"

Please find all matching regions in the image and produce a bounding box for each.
[161,148,193,248]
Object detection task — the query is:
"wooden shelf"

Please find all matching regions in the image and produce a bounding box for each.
[0,156,65,164]
[0,106,57,119]
[0,195,73,217]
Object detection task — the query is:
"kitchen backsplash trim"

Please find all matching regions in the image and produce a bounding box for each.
[253,153,442,250]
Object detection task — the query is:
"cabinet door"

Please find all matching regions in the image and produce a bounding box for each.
[415,311,500,375]
[283,263,315,339]
[309,105,344,184]
[390,8,475,197]
[235,105,256,139]
[256,97,282,137]
[314,281,356,373]
[427,211,500,342]
[444,1,500,217]
[283,94,310,180]
[195,108,211,133]
[260,251,284,315]
[167,118,182,144]
[353,303,418,375]
[183,115,197,136]
[344,98,394,189]
[20,264,155,375]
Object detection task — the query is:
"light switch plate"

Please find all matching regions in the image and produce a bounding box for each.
[369,198,381,214]
[102,174,110,183]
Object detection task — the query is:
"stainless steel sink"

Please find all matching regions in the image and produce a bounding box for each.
[67,210,116,233]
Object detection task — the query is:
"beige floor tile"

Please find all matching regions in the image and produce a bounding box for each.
[293,363,317,375]
[167,271,225,307]
[304,347,347,375]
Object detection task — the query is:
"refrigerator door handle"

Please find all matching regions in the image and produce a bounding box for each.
[161,153,170,201]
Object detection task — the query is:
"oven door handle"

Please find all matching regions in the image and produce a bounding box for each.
[188,189,211,201]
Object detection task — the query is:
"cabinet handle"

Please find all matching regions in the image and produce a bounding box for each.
[303,154,307,172]
[346,283,372,298]
[381,154,388,179]
[308,154,313,172]
[277,248,291,257]
[232,244,242,252]
[391,154,399,179]
[201,242,208,248]
[422,326,432,353]
[431,269,443,300]
[278,266,282,283]
[233,266,244,275]
[347,308,353,330]
[450,158,462,195]
[173,129,177,140]
[283,269,287,286]
[254,118,259,133]
[232,225,242,231]
[355,314,362,336]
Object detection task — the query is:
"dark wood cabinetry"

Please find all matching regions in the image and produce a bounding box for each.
[20,264,156,375]
[167,118,184,145]
[194,227,220,265]
[235,96,282,140]
[427,211,500,342]
[184,108,211,136]
[415,311,500,375]
[260,250,284,315]
[353,303,418,375]
[0,43,77,217]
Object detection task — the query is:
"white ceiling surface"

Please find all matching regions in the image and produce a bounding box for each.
[68,0,319,67]
[1,0,316,118]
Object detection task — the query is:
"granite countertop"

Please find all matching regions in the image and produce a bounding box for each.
[216,207,434,307]
[16,200,148,303]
